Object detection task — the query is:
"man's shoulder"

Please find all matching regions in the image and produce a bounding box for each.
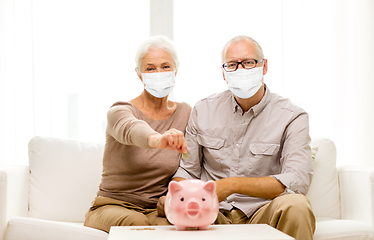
[194,90,231,108]
[269,92,307,115]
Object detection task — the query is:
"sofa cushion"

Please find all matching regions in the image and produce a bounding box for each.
[307,138,340,219]
[314,218,374,240]
[28,136,104,222]
[4,217,108,240]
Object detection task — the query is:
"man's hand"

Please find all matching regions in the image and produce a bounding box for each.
[157,196,166,217]
[148,128,187,154]
[215,178,234,202]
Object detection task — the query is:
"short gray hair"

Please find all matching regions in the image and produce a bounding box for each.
[135,35,179,72]
[221,35,265,64]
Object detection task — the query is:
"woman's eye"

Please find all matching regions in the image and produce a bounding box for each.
[180,197,184,202]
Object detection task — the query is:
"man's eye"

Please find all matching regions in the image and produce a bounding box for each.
[245,60,255,65]
[227,63,237,68]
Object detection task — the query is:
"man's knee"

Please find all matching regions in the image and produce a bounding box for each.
[274,194,315,228]
[276,194,313,215]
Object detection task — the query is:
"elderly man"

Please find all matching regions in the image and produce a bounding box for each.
[161,35,315,240]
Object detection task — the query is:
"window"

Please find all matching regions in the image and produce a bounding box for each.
[2,0,373,166]
[173,0,284,106]
[32,0,149,141]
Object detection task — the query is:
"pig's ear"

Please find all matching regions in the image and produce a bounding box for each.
[203,180,216,196]
[169,181,183,196]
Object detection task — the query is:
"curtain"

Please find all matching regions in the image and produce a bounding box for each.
[282,0,374,167]
[173,0,374,167]
[0,0,33,166]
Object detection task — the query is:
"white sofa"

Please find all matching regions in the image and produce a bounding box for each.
[0,136,373,240]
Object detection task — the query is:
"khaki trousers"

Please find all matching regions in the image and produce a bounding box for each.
[84,196,171,233]
[215,194,315,240]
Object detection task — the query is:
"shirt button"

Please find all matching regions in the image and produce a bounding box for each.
[236,144,240,147]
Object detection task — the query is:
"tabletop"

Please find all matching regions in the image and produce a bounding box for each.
[108,224,295,240]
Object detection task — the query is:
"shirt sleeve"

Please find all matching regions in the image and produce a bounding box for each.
[106,103,157,149]
[173,106,203,180]
[271,112,314,195]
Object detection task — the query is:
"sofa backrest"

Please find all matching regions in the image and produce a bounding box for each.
[27,136,340,222]
[28,136,104,222]
[307,138,340,219]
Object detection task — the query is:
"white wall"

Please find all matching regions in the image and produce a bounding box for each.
[1,0,374,168]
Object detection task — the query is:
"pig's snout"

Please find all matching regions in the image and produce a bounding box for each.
[187,202,200,217]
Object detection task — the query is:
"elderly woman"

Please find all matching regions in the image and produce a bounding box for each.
[84,36,192,232]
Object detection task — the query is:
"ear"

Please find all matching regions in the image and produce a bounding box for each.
[221,67,227,82]
[135,68,143,81]
[168,181,183,196]
[174,70,177,83]
[203,180,216,196]
[262,59,268,75]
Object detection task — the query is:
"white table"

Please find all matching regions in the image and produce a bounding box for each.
[108,224,295,240]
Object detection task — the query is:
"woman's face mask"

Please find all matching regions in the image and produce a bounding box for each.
[141,71,175,98]
[224,67,263,99]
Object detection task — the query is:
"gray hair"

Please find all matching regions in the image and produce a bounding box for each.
[221,35,265,64]
[135,35,179,72]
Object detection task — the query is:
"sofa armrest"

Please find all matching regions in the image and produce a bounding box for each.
[0,165,29,240]
[338,165,374,228]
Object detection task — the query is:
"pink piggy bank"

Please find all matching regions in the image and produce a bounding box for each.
[165,179,219,230]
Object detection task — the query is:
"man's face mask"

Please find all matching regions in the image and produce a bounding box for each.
[224,67,263,99]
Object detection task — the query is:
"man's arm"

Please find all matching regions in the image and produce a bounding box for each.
[159,176,285,209]
[215,176,285,202]
[271,113,313,195]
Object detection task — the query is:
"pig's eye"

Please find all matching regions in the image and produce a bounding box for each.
[180,197,184,202]
[202,198,206,201]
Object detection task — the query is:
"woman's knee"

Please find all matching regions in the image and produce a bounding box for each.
[85,204,151,231]
[107,207,150,226]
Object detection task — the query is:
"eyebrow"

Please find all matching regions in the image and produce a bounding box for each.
[226,58,257,62]
[145,62,171,66]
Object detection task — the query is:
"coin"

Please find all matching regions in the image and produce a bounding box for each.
[182,152,189,159]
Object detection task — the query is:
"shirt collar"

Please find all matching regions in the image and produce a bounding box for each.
[231,94,240,114]
[231,84,271,116]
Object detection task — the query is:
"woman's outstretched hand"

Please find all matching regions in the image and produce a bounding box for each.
[148,128,187,154]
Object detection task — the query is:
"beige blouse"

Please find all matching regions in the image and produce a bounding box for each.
[97,101,192,209]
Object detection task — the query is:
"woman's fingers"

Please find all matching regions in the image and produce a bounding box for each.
[162,129,187,153]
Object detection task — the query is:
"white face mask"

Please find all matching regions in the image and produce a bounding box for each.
[224,67,263,99]
[141,71,175,98]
